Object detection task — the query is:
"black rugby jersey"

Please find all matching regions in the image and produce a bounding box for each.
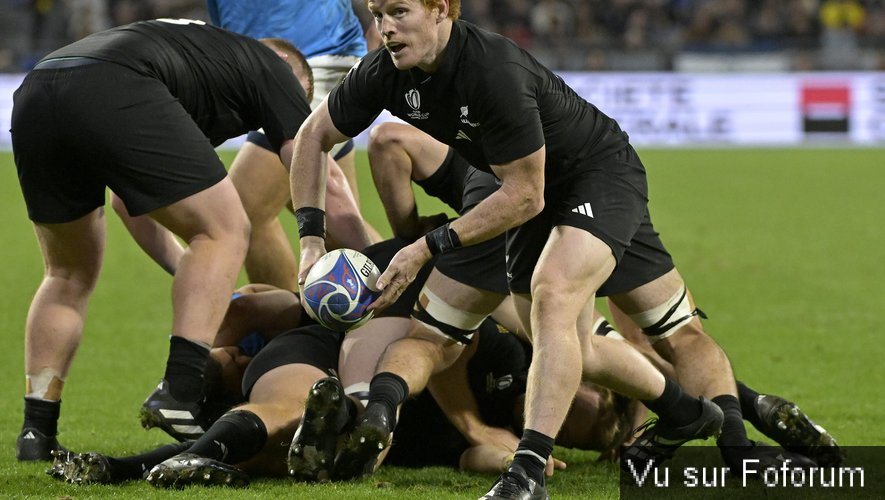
[43,19,311,151]
[329,20,628,176]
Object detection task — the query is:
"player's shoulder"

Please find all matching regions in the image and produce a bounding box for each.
[456,21,526,67]
[454,22,536,89]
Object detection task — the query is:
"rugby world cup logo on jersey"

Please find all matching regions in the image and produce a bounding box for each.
[405,89,429,120]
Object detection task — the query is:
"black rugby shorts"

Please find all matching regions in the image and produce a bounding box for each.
[12,62,226,223]
[434,166,509,295]
[241,325,344,399]
[414,147,470,213]
[505,144,674,296]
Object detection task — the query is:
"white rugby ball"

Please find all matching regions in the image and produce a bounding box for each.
[301,249,381,332]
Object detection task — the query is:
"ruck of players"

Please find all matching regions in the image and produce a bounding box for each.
[10,1,845,499]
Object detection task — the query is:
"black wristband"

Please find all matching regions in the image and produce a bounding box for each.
[295,207,326,239]
[425,222,462,256]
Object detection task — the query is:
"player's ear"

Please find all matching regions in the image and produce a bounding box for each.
[436,0,449,22]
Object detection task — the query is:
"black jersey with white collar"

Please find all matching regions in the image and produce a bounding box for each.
[329,20,628,175]
[43,19,311,151]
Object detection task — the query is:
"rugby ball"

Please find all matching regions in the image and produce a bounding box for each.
[302,249,381,332]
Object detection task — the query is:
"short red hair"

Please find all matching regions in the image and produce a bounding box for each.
[367,0,459,20]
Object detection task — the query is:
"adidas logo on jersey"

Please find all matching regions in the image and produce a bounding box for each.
[572,202,594,217]
[455,130,472,141]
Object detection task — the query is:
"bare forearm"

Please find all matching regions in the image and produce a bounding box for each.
[290,133,328,213]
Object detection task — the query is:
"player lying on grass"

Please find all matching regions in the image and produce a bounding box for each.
[44,239,623,487]
[45,237,414,487]
[45,237,840,488]
[291,318,843,483]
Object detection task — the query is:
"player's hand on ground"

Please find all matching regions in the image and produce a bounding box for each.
[546,455,567,477]
[470,425,520,453]
[369,240,431,312]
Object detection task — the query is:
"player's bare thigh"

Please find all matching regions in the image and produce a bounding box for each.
[229,142,290,222]
[237,363,327,477]
[368,122,451,180]
[607,268,686,314]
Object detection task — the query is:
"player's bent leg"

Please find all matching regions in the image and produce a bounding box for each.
[229,142,297,289]
[610,269,735,399]
[610,270,811,470]
[19,209,105,461]
[239,363,328,478]
[287,376,353,482]
[148,364,322,488]
[524,226,664,435]
[141,178,249,441]
[26,210,105,386]
[150,177,250,346]
[368,122,451,182]
[332,327,461,481]
[335,272,504,480]
[484,228,614,500]
[338,317,413,402]
[605,299,678,379]
[368,123,452,240]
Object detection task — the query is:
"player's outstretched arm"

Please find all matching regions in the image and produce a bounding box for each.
[110,191,184,276]
[290,101,351,288]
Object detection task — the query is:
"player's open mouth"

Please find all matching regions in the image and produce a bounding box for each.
[386,42,406,55]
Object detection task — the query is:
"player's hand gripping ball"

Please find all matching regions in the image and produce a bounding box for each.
[302,249,381,332]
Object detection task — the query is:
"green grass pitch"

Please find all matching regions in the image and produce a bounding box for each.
[0,147,882,499]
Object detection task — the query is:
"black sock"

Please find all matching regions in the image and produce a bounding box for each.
[511,429,554,485]
[367,372,409,432]
[642,378,702,427]
[713,394,751,447]
[735,381,765,430]
[185,410,267,464]
[107,442,190,481]
[22,397,60,437]
[164,336,210,402]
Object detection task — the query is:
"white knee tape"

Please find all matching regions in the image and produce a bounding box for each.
[628,287,696,343]
[413,287,488,343]
[26,368,65,399]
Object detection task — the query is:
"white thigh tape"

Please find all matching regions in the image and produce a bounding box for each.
[418,287,487,331]
[628,287,696,343]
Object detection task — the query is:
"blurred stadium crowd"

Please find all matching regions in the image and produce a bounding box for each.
[1,0,883,72]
